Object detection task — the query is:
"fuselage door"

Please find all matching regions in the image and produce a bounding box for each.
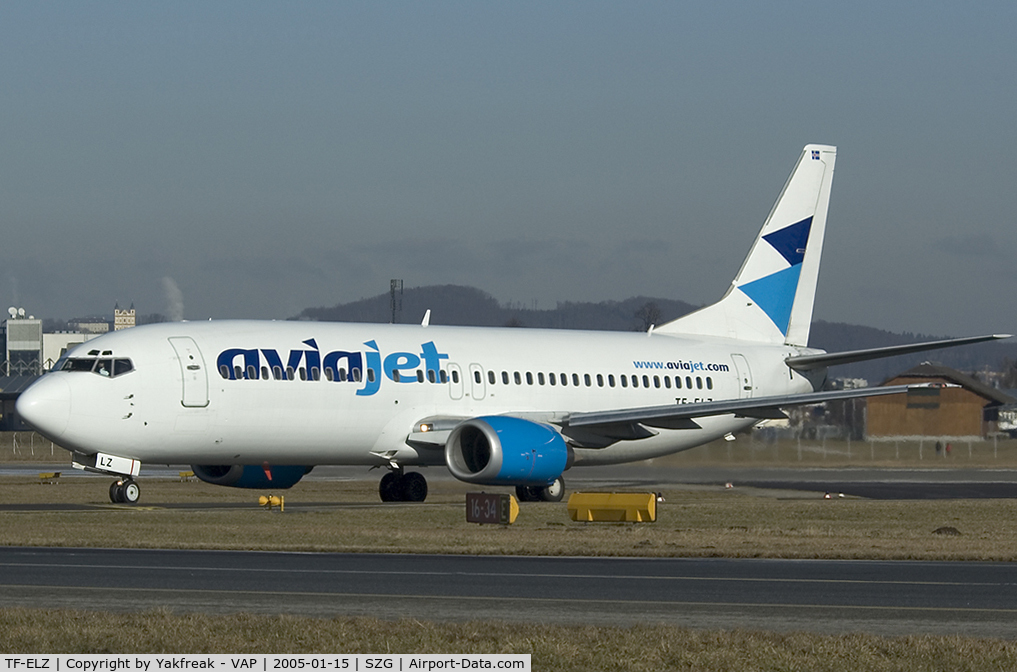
[468,363,486,400]
[169,337,210,408]
[731,353,753,399]
[447,363,464,400]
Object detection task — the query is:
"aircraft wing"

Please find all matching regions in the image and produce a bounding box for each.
[785,334,1010,371]
[560,383,946,447]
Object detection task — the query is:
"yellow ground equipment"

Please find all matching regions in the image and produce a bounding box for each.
[567,492,657,522]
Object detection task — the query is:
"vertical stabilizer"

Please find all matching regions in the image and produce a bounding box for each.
[656,144,836,346]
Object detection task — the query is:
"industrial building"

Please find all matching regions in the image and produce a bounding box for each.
[866,364,1016,441]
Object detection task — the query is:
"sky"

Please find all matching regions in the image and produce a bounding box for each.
[1,2,1015,337]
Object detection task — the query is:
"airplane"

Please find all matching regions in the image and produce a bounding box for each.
[15,144,1008,504]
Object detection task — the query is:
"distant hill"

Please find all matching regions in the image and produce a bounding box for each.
[294,285,1014,383]
[295,284,699,332]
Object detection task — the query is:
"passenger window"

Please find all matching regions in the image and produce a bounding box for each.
[621,375,628,388]
[608,375,615,388]
[675,376,682,389]
[440,370,449,383]
[474,370,482,384]
[560,373,567,386]
[325,368,334,381]
[488,370,496,385]
[583,374,590,387]
[686,376,692,389]
[526,372,534,385]
[643,375,650,388]
[352,368,362,382]
[631,375,638,388]
[286,366,295,380]
[261,366,269,380]
[538,372,545,385]
[707,377,713,390]
[392,370,401,382]
[299,367,307,381]
[548,373,556,386]
[273,365,283,380]
[428,370,436,383]
[451,370,459,384]
[366,369,375,383]
[311,367,321,381]
[502,371,509,385]
[696,376,702,389]
[339,367,347,382]
[596,374,603,387]
[235,365,243,379]
[664,376,671,389]
[219,365,230,379]
[573,373,580,386]
[653,376,660,388]
[246,365,257,380]
[514,371,522,385]
[417,370,424,383]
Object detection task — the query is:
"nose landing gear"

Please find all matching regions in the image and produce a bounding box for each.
[109,478,140,504]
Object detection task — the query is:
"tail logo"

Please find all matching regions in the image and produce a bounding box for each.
[738,216,813,336]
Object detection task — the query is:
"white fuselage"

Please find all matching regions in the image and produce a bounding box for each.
[22,320,816,469]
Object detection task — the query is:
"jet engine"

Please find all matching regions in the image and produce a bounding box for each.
[445,416,570,486]
[191,464,312,489]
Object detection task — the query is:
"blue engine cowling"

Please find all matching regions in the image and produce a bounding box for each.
[191,464,313,489]
[445,416,570,486]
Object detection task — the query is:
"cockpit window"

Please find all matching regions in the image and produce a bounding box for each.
[61,357,135,378]
[63,358,96,372]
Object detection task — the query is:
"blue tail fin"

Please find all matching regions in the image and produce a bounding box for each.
[657,144,836,346]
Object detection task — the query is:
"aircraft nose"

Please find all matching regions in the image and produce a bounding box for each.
[16,376,71,437]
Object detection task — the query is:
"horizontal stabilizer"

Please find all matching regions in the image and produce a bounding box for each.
[785,334,1010,371]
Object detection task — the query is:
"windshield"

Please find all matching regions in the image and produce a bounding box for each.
[60,357,134,378]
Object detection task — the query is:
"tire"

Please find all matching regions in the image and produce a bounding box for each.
[379,472,402,502]
[515,486,538,502]
[109,481,123,503]
[401,472,428,502]
[537,477,565,502]
[122,481,141,503]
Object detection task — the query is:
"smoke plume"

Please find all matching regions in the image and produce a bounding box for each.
[162,277,184,322]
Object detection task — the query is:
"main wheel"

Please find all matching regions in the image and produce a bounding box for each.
[515,486,539,502]
[379,472,402,502]
[122,480,141,503]
[537,477,565,502]
[401,472,428,502]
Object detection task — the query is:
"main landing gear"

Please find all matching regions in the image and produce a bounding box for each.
[515,476,565,503]
[109,478,140,504]
[379,469,428,502]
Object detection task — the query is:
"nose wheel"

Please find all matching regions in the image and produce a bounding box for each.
[109,479,141,504]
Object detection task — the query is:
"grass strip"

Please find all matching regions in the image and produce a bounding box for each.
[3,607,1016,671]
[2,477,1017,561]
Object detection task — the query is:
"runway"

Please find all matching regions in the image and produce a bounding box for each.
[2,546,1016,638]
[6,463,1017,501]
